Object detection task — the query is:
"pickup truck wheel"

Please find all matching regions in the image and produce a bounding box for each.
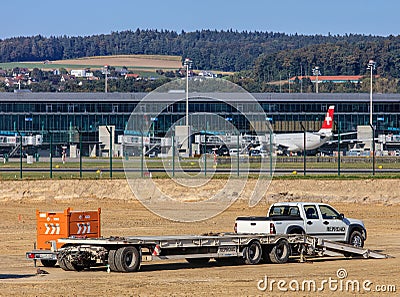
[115,246,141,273]
[244,241,262,265]
[269,239,291,264]
[40,259,57,267]
[186,258,210,265]
[349,230,364,248]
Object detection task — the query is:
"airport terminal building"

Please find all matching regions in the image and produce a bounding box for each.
[1,92,400,155]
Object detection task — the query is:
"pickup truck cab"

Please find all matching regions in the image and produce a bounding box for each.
[235,202,366,247]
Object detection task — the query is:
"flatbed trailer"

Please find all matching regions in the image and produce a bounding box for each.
[56,233,390,273]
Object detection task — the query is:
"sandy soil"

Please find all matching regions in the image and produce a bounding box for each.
[0,179,399,296]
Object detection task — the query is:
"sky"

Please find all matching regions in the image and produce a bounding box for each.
[0,0,398,39]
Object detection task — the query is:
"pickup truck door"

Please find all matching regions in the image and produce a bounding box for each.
[302,205,332,239]
[317,205,348,241]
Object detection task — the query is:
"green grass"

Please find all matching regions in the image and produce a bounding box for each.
[1,156,400,180]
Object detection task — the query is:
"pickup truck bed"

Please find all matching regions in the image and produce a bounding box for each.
[236,216,301,221]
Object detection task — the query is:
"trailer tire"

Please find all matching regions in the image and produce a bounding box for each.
[269,239,291,264]
[186,258,210,265]
[58,258,83,271]
[107,249,119,272]
[40,259,57,267]
[58,258,70,271]
[348,230,364,248]
[114,246,141,272]
[244,240,262,265]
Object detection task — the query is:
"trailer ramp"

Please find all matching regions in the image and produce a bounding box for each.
[313,237,391,259]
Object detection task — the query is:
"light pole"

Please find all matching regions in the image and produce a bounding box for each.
[312,66,321,93]
[102,65,110,93]
[183,58,192,127]
[367,60,376,126]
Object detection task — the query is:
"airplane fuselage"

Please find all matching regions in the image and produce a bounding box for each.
[274,132,331,152]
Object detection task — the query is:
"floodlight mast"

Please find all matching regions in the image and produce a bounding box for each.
[367,60,376,126]
[184,58,192,126]
[312,66,321,93]
[102,65,110,93]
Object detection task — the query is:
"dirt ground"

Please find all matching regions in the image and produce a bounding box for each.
[0,179,399,296]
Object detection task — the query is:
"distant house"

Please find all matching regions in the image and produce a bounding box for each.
[87,75,99,81]
[125,73,140,80]
[115,68,129,76]
[4,77,19,87]
[289,75,365,84]
[198,70,217,78]
[60,75,75,82]
[71,69,86,78]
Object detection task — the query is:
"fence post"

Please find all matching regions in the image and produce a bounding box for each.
[237,133,240,176]
[337,122,341,176]
[203,132,207,176]
[300,122,306,176]
[269,129,273,176]
[17,130,22,179]
[172,133,175,177]
[49,131,53,179]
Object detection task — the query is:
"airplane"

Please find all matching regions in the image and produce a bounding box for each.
[273,105,335,153]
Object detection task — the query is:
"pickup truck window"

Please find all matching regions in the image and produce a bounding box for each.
[304,205,319,219]
[269,206,300,217]
[319,205,341,219]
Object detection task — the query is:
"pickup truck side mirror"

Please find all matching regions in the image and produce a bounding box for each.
[339,213,344,220]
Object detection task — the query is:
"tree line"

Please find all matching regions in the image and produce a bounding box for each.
[0,29,388,72]
[2,29,400,93]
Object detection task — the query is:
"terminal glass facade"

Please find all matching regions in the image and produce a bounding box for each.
[0,92,399,144]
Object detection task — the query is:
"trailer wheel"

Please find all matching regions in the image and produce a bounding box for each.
[58,258,70,271]
[186,258,210,265]
[107,249,119,272]
[58,258,83,271]
[348,230,364,248]
[244,240,262,265]
[40,259,57,267]
[269,239,291,264]
[114,246,141,272]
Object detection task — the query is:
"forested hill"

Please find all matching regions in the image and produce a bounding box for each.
[254,37,400,81]
[0,29,388,72]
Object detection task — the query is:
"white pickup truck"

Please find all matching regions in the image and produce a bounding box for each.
[235,202,367,248]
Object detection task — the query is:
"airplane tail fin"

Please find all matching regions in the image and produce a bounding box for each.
[318,105,334,136]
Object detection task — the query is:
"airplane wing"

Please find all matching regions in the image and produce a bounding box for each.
[327,137,379,145]
[332,131,358,137]
[277,144,300,152]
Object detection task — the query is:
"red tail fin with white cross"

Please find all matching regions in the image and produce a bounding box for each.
[318,106,334,136]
